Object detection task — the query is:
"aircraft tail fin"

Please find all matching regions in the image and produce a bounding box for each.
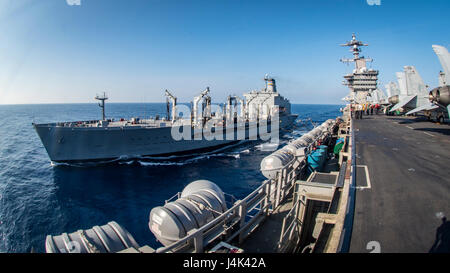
[396,72,408,96]
[432,45,450,86]
[385,82,400,98]
[404,66,428,97]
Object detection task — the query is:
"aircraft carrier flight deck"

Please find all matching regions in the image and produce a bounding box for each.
[350,114,450,253]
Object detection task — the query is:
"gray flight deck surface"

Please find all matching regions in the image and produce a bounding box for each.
[349,114,450,253]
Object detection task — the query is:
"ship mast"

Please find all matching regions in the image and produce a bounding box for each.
[95,92,108,121]
[340,33,378,104]
[340,33,372,67]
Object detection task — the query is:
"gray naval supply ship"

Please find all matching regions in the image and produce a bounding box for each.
[33,76,298,163]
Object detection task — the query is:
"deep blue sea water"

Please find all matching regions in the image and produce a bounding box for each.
[0,103,342,253]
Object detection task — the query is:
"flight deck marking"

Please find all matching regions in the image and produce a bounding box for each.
[406,126,414,130]
[423,132,435,137]
[356,165,371,190]
[436,212,445,219]
[366,241,381,253]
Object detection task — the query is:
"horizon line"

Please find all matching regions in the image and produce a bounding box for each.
[0,101,345,106]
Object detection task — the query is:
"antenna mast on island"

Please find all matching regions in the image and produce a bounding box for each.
[95,92,108,120]
[340,33,373,70]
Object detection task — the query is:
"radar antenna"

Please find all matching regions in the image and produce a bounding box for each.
[340,33,373,68]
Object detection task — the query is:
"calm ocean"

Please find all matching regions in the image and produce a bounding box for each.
[0,103,341,252]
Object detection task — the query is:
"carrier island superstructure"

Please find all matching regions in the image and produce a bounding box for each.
[33,76,297,163]
[341,34,379,104]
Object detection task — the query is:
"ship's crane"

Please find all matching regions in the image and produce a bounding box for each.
[165,90,177,123]
[193,87,210,125]
[226,95,245,121]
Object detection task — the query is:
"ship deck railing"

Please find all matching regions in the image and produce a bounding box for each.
[154,147,307,253]
[33,113,290,129]
[154,178,272,253]
[237,117,354,253]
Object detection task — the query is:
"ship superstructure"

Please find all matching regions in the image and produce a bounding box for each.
[341,34,379,104]
[243,76,292,121]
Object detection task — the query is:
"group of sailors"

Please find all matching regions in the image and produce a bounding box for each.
[351,103,381,119]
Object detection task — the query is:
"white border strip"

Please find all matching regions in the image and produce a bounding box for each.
[355,165,371,190]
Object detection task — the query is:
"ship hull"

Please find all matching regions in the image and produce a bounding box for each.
[34,115,297,163]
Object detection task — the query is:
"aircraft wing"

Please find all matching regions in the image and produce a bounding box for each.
[390,95,416,112]
[405,103,439,115]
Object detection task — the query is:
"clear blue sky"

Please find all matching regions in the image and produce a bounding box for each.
[0,0,448,104]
